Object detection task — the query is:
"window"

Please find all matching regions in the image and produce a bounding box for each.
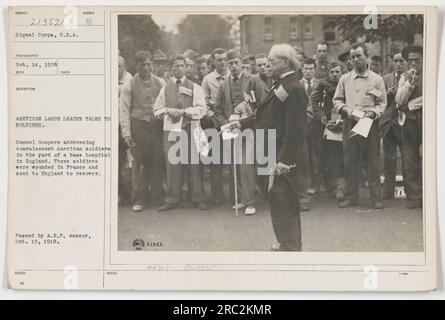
[290,17,298,40]
[264,17,273,40]
[303,16,313,38]
[323,17,337,42]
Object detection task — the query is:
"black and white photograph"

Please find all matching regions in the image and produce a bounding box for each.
[4,3,440,293]
[117,12,425,253]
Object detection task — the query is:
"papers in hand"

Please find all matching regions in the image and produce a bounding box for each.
[163,115,183,132]
[193,124,210,157]
[324,128,343,141]
[221,129,239,140]
[350,117,373,138]
[219,123,239,140]
[349,109,366,122]
[408,96,422,111]
[398,111,406,126]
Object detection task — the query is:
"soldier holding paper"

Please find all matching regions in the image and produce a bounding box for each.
[395,45,423,209]
[214,49,257,216]
[311,61,345,202]
[333,43,387,209]
[153,53,208,212]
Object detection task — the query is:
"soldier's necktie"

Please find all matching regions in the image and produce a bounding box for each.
[307,79,312,96]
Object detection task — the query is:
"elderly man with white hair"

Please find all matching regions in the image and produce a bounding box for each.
[228,44,309,251]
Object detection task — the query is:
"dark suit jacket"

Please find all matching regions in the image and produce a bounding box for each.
[250,74,272,107]
[240,72,308,167]
[299,78,319,120]
[214,70,253,127]
[310,78,338,121]
[378,72,402,140]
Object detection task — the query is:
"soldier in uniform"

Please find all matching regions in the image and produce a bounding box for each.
[300,58,321,199]
[370,55,383,76]
[294,48,305,80]
[314,41,330,79]
[195,56,209,84]
[185,56,201,85]
[249,53,273,195]
[228,44,308,251]
[333,43,387,209]
[241,55,252,74]
[379,52,407,200]
[338,50,354,72]
[201,48,229,206]
[248,53,273,110]
[214,49,257,216]
[153,49,170,81]
[118,56,133,206]
[246,54,258,75]
[119,51,166,212]
[311,61,345,202]
[154,54,208,212]
[395,46,423,209]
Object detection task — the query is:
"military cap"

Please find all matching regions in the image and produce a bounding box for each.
[338,50,350,62]
[153,49,168,62]
[401,45,423,61]
[227,49,242,61]
[183,49,199,61]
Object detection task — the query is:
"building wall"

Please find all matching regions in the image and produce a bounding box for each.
[240,15,382,63]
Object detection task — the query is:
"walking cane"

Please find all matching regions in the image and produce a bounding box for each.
[219,124,240,217]
[233,140,239,217]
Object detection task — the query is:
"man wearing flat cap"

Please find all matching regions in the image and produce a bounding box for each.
[153,49,170,81]
[228,44,309,251]
[338,50,354,72]
[395,45,423,209]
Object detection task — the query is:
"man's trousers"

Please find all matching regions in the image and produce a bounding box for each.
[343,118,381,202]
[268,170,302,251]
[163,124,205,204]
[401,110,422,201]
[131,119,165,205]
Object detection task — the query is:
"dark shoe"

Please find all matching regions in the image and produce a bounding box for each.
[373,201,384,210]
[336,190,345,202]
[383,191,395,200]
[153,199,165,208]
[195,201,209,210]
[338,199,358,208]
[300,202,311,212]
[407,199,422,209]
[336,178,346,202]
[158,203,178,212]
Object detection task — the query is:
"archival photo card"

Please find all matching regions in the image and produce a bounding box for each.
[7,5,438,291]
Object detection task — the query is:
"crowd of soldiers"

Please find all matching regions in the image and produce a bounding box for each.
[118,40,423,223]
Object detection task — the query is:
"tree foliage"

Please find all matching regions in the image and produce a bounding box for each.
[118,15,165,73]
[176,15,235,54]
[327,14,423,45]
